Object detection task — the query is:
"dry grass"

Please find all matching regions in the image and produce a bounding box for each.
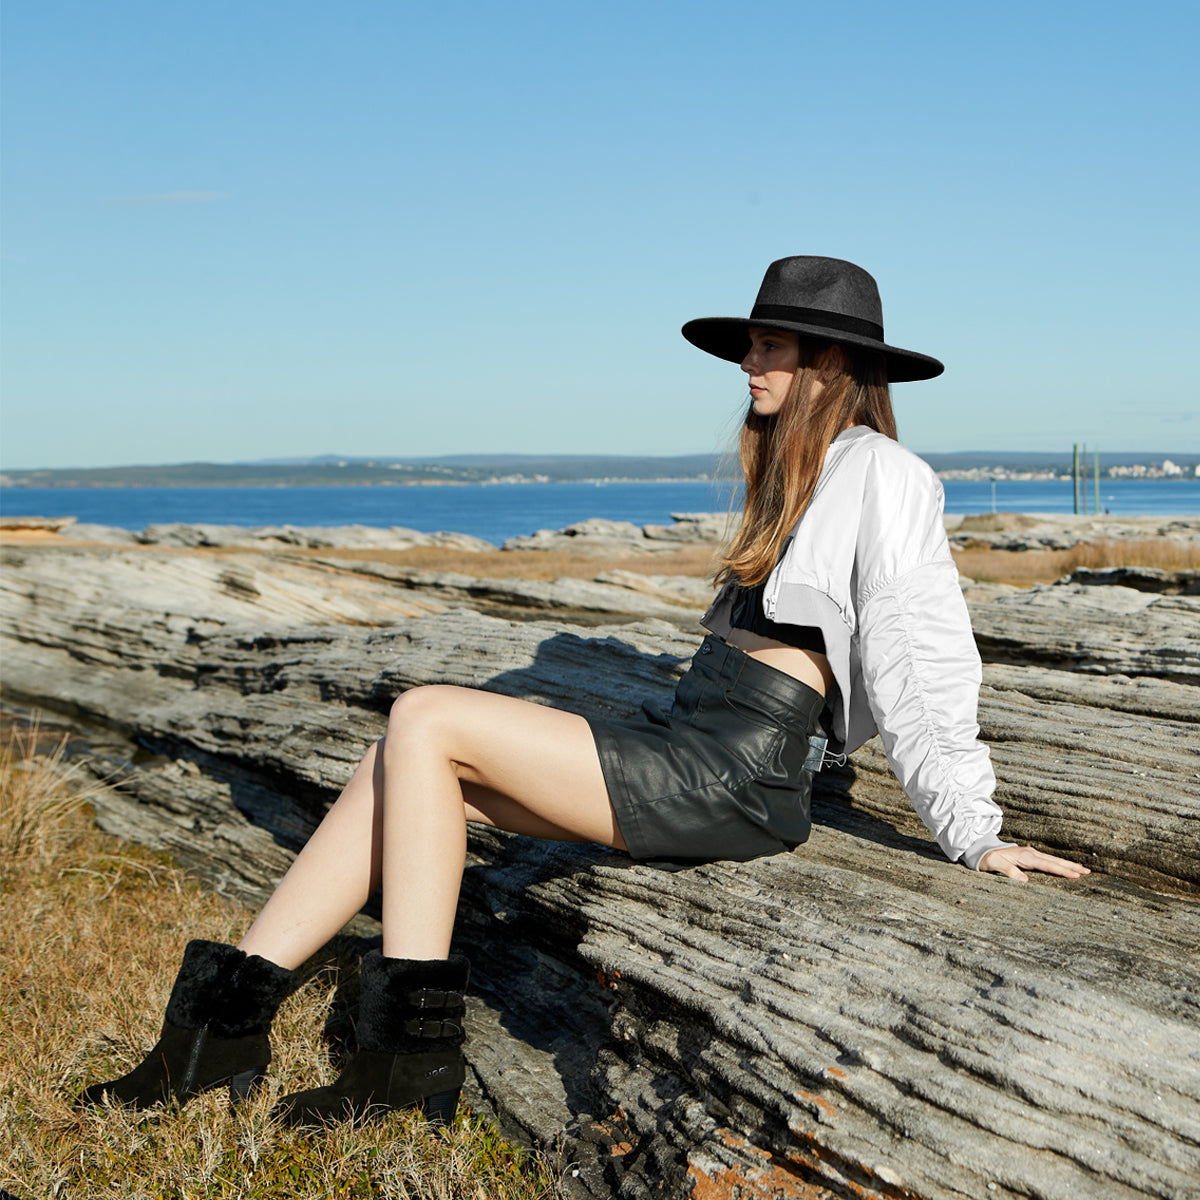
[0,720,564,1200]
[953,538,1200,587]
[287,543,723,581]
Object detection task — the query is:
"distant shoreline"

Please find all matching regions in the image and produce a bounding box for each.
[4,474,1198,490]
[4,448,1197,490]
[0,470,736,490]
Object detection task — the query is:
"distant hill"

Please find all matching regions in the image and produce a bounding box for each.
[918,450,1200,472]
[0,454,735,487]
[2,449,1197,488]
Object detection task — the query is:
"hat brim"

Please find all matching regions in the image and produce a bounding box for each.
[681,316,944,383]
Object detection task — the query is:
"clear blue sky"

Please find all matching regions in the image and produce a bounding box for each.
[3,0,1196,469]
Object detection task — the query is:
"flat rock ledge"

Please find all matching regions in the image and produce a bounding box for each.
[945,512,1200,553]
[1,540,1198,1199]
[501,512,735,553]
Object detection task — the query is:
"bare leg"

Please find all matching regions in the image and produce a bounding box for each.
[238,740,387,969]
[238,687,622,968]
[378,685,622,960]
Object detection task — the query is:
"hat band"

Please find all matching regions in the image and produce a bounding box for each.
[749,303,884,343]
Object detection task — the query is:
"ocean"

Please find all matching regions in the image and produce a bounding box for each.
[2,479,1198,546]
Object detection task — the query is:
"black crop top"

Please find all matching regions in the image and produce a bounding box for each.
[729,582,826,654]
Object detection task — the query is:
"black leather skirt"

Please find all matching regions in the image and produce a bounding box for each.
[588,634,826,863]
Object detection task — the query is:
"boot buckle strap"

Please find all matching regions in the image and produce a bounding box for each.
[409,987,461,1009]
[402,1017,463,1038]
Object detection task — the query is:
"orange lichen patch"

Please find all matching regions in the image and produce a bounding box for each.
[687,1162,833,1199]
[610,1142,634,1157]
[823,1067,847,1079]
[693,1128,916,1200]
[791,1088,838,1122]
[716,1129,770,1159]
[781,1139,921,1200]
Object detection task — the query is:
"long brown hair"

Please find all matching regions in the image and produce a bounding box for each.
[716,338,897,588]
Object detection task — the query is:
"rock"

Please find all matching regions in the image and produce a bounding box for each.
[641,512,733,543]
[131,522,495,551]
[309,558,712,626]
[502,517,646,552]
[1,542,1198,1198]
[67,523,141,544]
[502,512,729,553]
[948,513,1200,553]
[593,570,717,607]
[0,515,77,532]
[969,582,1200,682]
[1068,566,1200,595]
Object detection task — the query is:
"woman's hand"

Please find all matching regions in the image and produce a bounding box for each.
[978,845,1091,882]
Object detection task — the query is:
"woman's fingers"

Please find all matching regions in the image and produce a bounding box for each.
[978,845,1091,881]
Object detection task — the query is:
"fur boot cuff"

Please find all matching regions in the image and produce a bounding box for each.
[164,939,295,1037]
[357,951,470,1054]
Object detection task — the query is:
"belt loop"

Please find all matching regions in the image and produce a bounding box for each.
[727,642,745,689]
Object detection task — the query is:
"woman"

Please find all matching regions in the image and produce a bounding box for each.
[81,256,1088,1127]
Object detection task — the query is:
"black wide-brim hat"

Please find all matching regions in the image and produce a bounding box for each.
[682,256,944,383]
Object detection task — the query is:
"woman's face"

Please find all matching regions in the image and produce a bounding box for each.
[741,327,800,416]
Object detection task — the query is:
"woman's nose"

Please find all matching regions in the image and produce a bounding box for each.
[740,350,756,374]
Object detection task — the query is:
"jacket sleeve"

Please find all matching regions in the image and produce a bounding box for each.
[857,560,1010,867]
[852,457,1011,868]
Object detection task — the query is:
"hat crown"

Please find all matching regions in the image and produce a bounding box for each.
[753,256,884,334]
[680,253,943,381]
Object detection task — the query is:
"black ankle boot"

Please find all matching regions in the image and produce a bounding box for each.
[274,951,469,1128]
[79,939,295,1110]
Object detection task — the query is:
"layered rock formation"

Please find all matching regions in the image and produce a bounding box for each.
[1,528,1198,1199]
[66,520,496,552]
[945,511,1200,553]
[501,512,733,553]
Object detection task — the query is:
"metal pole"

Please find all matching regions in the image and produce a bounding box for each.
[1094,448,1100,514]
[1073,444,1080,514]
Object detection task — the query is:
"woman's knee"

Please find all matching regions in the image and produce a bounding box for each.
[384,685,467,757]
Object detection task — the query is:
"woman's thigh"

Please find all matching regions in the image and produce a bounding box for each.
[387,685,626,851]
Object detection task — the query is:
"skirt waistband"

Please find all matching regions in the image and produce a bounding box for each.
[693,635,826,727]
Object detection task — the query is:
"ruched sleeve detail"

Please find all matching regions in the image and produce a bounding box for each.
[856,558,1004,864]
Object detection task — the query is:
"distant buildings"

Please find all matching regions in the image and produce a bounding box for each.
[935,460,1200,481]
[1102,459,1199,479]
[935,467,1065,481]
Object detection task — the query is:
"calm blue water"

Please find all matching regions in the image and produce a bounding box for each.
[2,479,1197,544]
[0,482,738,546]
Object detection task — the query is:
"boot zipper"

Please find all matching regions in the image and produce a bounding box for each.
[180,1025,209,1100]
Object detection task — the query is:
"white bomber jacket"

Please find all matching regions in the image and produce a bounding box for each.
[701,425,1012,870]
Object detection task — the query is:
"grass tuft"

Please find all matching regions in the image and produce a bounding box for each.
[0,717,565,1199]
[953,537,1200,586]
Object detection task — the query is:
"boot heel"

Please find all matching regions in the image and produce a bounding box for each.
[228,1067,266,1106]
[424,1087,460,1127]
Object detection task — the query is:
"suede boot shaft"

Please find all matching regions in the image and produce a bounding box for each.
[274,951,470,1128]
[79,939,295,1111]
